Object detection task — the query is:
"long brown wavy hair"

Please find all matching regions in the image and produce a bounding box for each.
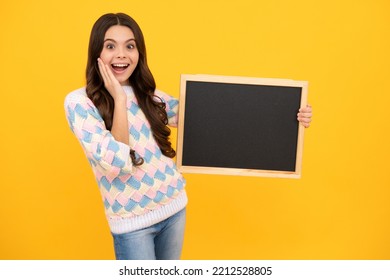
[86,13,175,165]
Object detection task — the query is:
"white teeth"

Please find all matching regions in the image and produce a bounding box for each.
[112,64,129,67]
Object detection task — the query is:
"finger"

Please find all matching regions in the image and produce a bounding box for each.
[104,63,117,82]
[97,58,110,83]
[98,58,116,87]
[300,121,311,129]
[100,59,121,88]
[299,106,312,114]
[298,117,312,123]
[298,117,311,127]
[298,112,312,118]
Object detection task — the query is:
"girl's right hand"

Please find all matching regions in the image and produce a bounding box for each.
[97,58,126,101]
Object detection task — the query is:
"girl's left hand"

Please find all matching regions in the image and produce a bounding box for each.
[297,105,312,128]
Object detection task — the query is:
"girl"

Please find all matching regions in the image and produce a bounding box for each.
[64,13,312,260]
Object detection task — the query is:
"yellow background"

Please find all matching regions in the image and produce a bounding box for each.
[1,0,389,259]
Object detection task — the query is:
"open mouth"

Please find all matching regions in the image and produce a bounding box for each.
[111,63,130,72]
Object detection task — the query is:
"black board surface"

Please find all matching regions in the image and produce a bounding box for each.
[177,75,308,178]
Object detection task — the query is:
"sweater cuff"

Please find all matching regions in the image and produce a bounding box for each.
[117,141,132,170]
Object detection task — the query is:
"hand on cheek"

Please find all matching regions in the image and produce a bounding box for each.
[97,58,125,101]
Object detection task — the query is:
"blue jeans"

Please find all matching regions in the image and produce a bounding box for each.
[112,208,186,260]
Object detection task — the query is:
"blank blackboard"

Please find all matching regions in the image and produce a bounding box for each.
[176,74,308,178]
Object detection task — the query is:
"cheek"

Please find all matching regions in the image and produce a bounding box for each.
[131,51,140,65]
[99,50,111,64]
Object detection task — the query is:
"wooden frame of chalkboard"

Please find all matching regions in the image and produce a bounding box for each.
[176,74,308,178]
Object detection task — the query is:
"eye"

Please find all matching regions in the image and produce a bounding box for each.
[127,43,136,50]
[105,43,115,49]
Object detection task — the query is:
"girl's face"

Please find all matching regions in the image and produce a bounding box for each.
[100,25,139,86]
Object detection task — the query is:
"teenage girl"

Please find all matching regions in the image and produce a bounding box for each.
[64,12,313,260]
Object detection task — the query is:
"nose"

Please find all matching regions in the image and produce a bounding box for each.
[116,46,126,58]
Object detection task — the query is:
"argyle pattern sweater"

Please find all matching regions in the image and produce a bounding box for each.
[64,86,187,234]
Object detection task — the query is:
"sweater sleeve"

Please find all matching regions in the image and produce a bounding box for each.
[64,90,134,177]
[155,89,179,127]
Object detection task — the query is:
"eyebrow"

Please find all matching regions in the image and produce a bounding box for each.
[104,38,136,43]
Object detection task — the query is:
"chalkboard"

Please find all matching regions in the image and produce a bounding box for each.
[176,74,308,178]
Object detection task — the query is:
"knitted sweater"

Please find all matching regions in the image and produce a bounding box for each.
[64,86,187,234]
